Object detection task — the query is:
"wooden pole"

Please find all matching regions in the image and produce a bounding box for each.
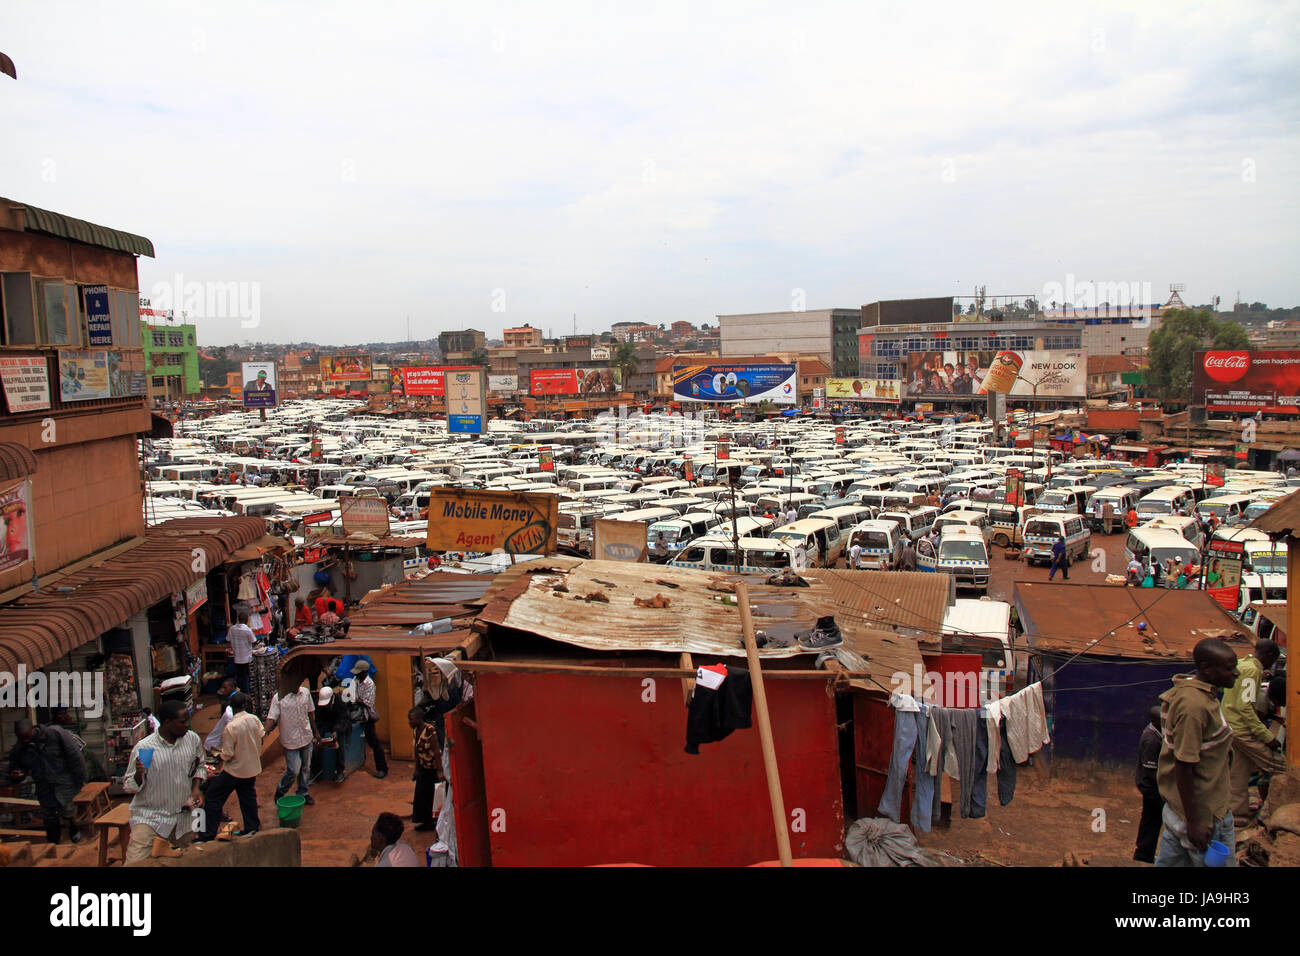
[734,579,793,867]
[1288,541,1299,770]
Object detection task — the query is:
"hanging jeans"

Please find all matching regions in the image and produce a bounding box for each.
[969,719,1018,818]
[876,709,935,834]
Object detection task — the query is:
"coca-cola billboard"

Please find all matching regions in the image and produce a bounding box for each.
[1193,350,1300,414]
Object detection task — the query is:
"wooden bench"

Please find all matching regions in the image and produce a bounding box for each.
[73,782,112,826]
[94,803,132,867]
[0,796,43,830]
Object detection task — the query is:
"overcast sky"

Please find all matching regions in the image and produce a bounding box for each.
[3,1,1298,346]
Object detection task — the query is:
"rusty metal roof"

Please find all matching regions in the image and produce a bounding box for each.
[473,560,926,685]
[804,569,951,637]
[3,197,155,257]
[1015,581,1253,660]
[0,443,38,482]
[1250,489,1300,540]
[0,516,264,672]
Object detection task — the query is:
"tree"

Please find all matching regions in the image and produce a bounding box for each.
[469,349,490,368]
[1024,296,1039,314]
[1147,308,1251,405]
[612,341,639,389]
[953,301,963,317]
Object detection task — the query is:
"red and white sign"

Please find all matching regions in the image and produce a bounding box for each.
[1194,350,1300,415]
[401,365,478,397]
[0,356,51,413]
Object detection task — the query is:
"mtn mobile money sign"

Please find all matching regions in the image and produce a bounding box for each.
[426,488,557,555]
[672,364,797,403]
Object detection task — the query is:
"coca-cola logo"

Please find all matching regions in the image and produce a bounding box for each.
[1202,351,1251,383]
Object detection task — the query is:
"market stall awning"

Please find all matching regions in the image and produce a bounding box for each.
[0,442,38,482]
[0,517,265,673]
[228,534,294,562]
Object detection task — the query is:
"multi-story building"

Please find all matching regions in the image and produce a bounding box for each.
[1039,305,1164,354]
[717,309,860,375]
[0,196,263,773]
[503,325,543,348]
[140,320,200,404]
[516,344,656,398]
[438,329,485,359]
[1087,354,1142,398]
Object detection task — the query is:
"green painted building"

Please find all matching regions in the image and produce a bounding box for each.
[140,321,200,403]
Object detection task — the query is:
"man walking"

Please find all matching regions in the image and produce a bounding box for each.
[203,677,239,752]
[266,675,320,805]
[1223,638,1285,829]
[6,719,86,844]
[1133,706,1163,863]
[1154,638,1239,867]
[227,608,256,693]
[122,700,207,864]
[848,540,862,570]
[201,692,264,840]
[1048,534,1069,581]
[899,538,917,571]
[409,707,442,832]
[351,661,388,779]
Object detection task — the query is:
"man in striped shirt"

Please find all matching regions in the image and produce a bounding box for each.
[122,700,207,865]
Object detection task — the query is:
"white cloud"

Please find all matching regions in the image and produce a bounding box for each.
[1,0,1297,344]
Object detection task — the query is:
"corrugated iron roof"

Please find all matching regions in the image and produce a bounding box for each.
[0,516,264,672]
[1249,489,1300,540]
[804,569,950,637]
[0,443,38,482]
[474,560,926,684]
[1015,581,1252,660]
[4,197,155,257]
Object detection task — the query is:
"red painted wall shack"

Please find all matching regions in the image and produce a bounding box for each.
[461,671,845,866]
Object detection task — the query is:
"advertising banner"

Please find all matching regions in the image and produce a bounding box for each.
[0,356,51,412]
[84,285,113,347]
[529,367,623,396]
[445,367,486,434]
[1205,462,1226,487]
[58,350,145,402]
[1205,539,1244,612]
[0,479,32,575]
[1193,350,1300,414]
[590,346,612,361]
[340,497,392,537]
[716,441,729,460]
[488,374,518,394]
[593,518,648,563]
[185,578,208,614]
[835,426,846,446]
[401,365,480,397]
[241,362,277,409]
[320,354,373,382]
[826,378,902,402]
[671,364,797,404]
[539,448,554,472]
[1005,468,1025,507]
[904,350,1085,398]
[425,488,557,555]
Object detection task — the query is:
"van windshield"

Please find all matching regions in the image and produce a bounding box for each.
[648,525,681,545]
[1038,492,1072,508]
[771,531,807,547]
[855,531,890,548]
[1246,549,1286,573]
[1142,500,1174,514]
[1198,501,1233,517]
[1024,520,1059,537]
[940,540,987,561]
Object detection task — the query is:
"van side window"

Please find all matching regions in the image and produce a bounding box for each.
[679,547,706,564]
[1066,518,1082,536]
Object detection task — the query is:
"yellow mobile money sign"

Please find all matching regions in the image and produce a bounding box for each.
[426,488,558,555]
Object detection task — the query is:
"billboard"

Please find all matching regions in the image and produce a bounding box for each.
[241,362,277,409]
[529,367,623,396]
[672,364,797,404]
[340,497,391,537]
[0,479,32,575]
[0,356,51,413]
[904,350,1085,398]
[1205,538,1244,612]
[57,350,145,402]
[593,518,648,563]
[320,353,373,382]
[445,367,486,434]
[488,374,518,394]
[425,488,557,555]
[826,378,902,402]
[401,365,479,397]
[1193,350,1300,415]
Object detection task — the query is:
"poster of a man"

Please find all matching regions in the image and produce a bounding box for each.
[241,362,277,409]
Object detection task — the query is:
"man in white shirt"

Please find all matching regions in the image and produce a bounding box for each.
[122,700,207,864]
[350,661,388,779]
[784,505,798,526]
[227,609,257,693]
[266,677,320,805]
[849,542,862,570]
